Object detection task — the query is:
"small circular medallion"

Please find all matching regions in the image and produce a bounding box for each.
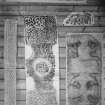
[33,58,51,77]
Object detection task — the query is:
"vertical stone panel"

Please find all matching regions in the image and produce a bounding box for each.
[4,19,17,105]
[66,33,102,105]
[24,16,59,105]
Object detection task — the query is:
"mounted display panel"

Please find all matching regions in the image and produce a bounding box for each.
[63,12,94,26]
[6,0,87,3]
[24,16,59,105]
[66,33,104,105]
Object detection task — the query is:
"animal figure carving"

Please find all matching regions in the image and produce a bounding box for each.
[67,34,101,105]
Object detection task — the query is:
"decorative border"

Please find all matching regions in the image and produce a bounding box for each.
[32,58,52,77]
[63,12,94,26]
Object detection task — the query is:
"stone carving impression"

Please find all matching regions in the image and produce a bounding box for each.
[67,33,102,105]
[24,16,59,105]
[63,12,94,26]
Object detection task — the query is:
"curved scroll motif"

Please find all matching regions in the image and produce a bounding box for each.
[25,16,59,105]
[63,12,94,26]
[67,34,102,105]
[24,16,57,45]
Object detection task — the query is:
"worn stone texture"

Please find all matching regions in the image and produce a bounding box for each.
[0,1,105,105]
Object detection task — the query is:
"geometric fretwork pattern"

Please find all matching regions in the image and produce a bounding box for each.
[24,16,57,45]
[24,16,58,105]
[67,34,102,105]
